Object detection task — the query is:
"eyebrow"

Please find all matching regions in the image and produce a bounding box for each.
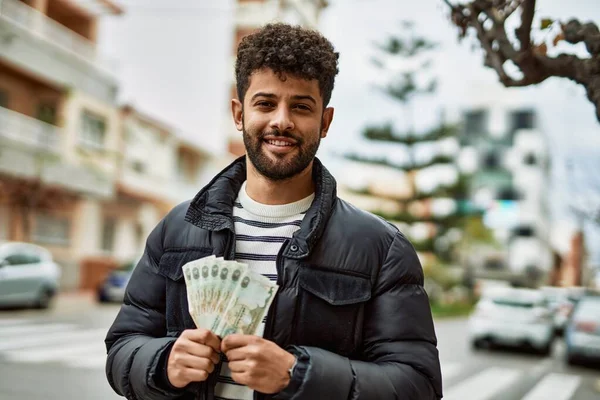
[251,92,317,105]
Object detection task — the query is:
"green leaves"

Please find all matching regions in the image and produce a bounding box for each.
[540,18,554,30]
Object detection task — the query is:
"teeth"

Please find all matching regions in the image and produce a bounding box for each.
[267,140,293,146]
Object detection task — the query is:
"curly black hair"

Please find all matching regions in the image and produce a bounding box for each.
[235,23,339,107]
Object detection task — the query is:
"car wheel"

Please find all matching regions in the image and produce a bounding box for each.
[35,288,54,309]
[538,343,552,356]
[472,339,488,350]
[566,353,578,366]
[97,287,110,303]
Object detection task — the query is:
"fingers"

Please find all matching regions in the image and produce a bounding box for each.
[182,329,221,353]
[224,347,245,362]
[174,353,216,373]
[179,339,220,364]
[177,367,211,383]
[221,334,259,353]
[228,360,248,374]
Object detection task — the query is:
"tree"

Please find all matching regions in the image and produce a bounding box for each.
[442,0,600,123]
[343,24,471,261]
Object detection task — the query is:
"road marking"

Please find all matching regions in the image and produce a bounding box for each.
[528,357,555,378]
[0,323,76,337]
[444,367,520,400]
[0,319,29,326]
[3,341,105,363]
[0,328,106,351]
[441,362,464,382]
[522,373,581,400]
[64,354,108,369]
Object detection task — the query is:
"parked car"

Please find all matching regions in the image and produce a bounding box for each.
[541,286,576,335]
[0,242,60,309]
[565,291,600,366]
[96,259,137,303]
[468,287,554,355]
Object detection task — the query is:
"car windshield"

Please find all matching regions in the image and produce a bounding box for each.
[486,289,546,309]
[492,298,538,308]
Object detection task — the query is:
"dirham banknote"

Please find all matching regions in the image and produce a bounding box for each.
[182,255,278,337]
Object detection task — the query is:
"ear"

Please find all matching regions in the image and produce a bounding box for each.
[231,99,243,131]
[320,107,334,138]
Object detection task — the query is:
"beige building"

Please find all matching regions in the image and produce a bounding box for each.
[0,0,123,289]
[0,0,217,292]
[103,105,213,266]
[226,0,329,156]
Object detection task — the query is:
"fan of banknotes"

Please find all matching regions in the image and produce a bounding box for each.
[182,255,279,337]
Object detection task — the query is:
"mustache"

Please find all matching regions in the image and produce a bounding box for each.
[259,130,302,143]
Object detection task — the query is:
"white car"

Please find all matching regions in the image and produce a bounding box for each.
[468,287,554,355]
[565,292,600,365]
[0,242,61,309]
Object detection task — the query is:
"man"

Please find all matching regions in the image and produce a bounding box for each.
[105,23,442,400]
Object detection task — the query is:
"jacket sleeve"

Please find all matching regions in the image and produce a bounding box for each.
[278,232,442,400]
[104,217,187,400]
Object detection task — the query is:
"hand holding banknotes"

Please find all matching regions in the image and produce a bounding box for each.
[166,329,221,388]
[221,334,296,394]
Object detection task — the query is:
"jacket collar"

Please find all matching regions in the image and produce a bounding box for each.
[185,155,337,259]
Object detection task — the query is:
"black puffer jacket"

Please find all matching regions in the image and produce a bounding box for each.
[105,157,442,400]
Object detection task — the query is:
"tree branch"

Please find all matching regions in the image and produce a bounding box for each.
[515,0,535,51]
[563,19,600,56]
[443,0,600,123]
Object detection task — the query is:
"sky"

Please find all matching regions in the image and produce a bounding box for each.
[98,0,600,261]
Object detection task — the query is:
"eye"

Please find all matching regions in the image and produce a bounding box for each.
[256,101,274,108]
[294,104,311,111]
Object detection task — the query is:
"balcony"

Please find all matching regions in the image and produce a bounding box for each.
[0,105,61,153]
[0,0,119,103]
[0,106,114,198]
[1,0,117,73]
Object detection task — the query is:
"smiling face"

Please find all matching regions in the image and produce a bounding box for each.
[232,68,334,181]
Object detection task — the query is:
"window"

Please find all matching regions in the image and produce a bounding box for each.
[514,225,535,237]
[101,217,116,252]
[498,187,520,200]
[4,253,40,266]
[510,109,535,132]
[0,89,8,108]
[32,214,70,246]
[524,152,537,166]
[131,160,146,174]
[80,110,107,149]
[463,109,488,136]
[483,151,500,169]
[36,102,57,125]
[177,151,197,183]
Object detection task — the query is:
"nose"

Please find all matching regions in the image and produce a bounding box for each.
[269,105,294,132]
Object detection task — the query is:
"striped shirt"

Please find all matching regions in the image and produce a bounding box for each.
[214,181,314,400]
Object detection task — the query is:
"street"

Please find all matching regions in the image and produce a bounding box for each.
[0,296,599,400]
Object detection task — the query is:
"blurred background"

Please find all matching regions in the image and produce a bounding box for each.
[0,0,599,399]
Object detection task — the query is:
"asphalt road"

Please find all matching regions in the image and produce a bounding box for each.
[0,295,598,400]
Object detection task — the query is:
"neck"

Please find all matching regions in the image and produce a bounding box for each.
[245,157,315,205]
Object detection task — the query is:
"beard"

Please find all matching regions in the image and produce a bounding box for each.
[243,120,322,181]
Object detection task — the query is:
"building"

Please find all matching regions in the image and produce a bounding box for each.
[104,105,213,264]
[225,0,329,156]
[0,0,124,289]
[459,106,553,284]
[0,1,218,292]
